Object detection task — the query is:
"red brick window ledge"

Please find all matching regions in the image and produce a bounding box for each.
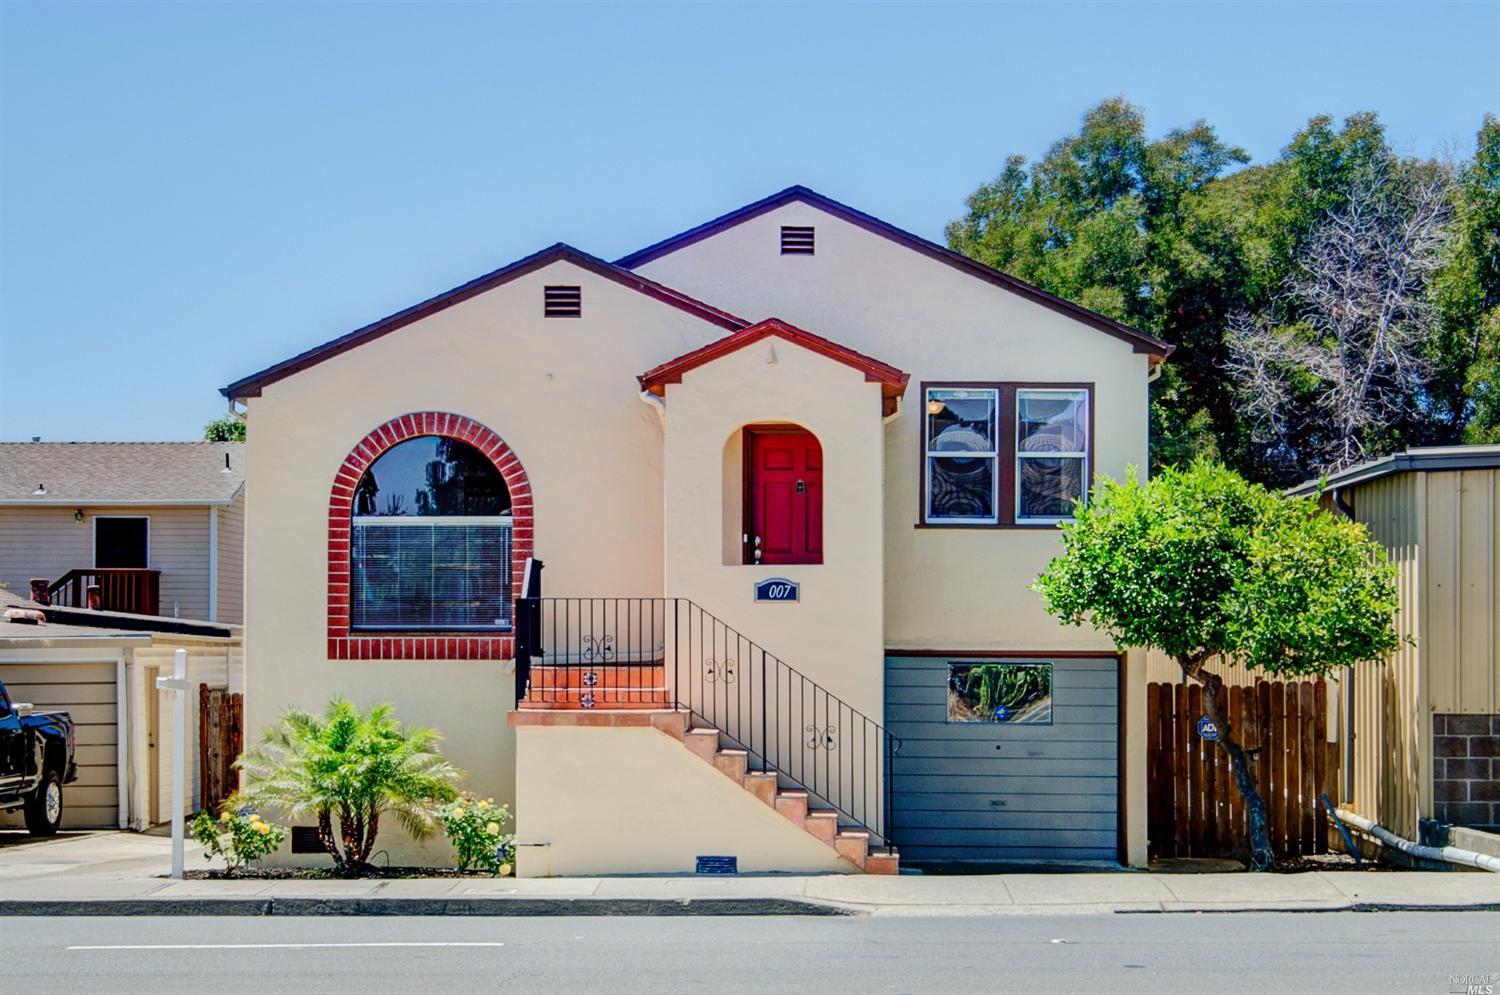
[327,412,533,661]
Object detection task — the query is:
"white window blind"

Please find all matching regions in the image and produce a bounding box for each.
[350,517,512,631]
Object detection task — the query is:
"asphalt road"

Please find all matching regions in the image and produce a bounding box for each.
[3,911,1496,994]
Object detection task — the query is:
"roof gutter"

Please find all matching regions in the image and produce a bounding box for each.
[0,498,238,508]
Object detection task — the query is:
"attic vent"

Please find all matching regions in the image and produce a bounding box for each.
[544,285,582,317]
[780,226,815,255]
[290,826,323,854]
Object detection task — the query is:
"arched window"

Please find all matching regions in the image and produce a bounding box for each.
[350,436,513,631]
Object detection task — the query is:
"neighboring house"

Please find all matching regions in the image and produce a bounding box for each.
[224,186,1171,873]
[0,442,246,623]
[0,588,243,830]
[1285,445,1500,838]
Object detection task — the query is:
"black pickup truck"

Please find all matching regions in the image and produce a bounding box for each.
[0,676,77,835]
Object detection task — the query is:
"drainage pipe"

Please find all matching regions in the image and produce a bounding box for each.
[1335,808,1500,872]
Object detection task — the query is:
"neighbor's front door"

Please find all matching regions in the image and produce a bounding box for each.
[746,426,822,565]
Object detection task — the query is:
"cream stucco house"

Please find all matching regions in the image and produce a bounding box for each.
[224,187,1170,874]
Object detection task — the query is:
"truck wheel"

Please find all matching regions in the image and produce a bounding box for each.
[24,770,63,837]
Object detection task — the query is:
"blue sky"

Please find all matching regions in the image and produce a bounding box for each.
[1,1,1495,441]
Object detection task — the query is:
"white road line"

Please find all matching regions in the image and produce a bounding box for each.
[69,942,506,951]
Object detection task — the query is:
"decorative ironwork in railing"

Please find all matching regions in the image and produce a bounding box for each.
[514,596,899,845]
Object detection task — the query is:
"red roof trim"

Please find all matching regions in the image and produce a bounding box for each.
[223,244,748,400]
[617,186,1173,364]
[639,318,911,402]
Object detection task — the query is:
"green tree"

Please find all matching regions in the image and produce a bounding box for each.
[236,699,460,874]
[950,103,1497,485]
[947,98,1250,473]
[204,415,246,442]
[1432,115,1500,442]
[1034,462,1402,869]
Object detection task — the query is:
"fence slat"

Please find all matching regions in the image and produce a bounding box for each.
[1312,679,1328,854]
[1147,683,1163,857]
[1227,686,1245,858]
[1173,682,1189,855]
[1299,682,1317,855]
[1290,684,1302,858]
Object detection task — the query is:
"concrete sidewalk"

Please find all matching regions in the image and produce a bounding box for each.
[2,831,1497,917]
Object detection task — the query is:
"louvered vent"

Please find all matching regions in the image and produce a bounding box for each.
[780,226,815,255]
[290,826,323,854]
[544,285,582,317]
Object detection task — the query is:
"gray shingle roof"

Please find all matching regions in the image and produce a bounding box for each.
[0,442,245,505]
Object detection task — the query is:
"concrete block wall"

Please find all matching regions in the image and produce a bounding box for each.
[1433,714,1500,831]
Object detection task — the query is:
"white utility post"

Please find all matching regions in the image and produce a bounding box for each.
[155,648,191,879]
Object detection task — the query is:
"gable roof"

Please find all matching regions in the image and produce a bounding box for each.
[1285,444,1500,497]
[640,317,910,414]
[617,185,1173,365]
[0,442,245,506]
[222,244,749,400]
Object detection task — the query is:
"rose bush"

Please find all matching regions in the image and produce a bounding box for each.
[437,793,513,875]
[190,804,286,874]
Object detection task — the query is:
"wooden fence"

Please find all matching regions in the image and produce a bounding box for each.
[198,685,244,812]
[1147,680,1339,861]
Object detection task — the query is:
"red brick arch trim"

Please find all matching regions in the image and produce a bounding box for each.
[327,412,533,661]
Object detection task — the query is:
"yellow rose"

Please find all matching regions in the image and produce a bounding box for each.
[255,823,271,834]
[499,862,512,877]
[486,821,499,835]
[219,812,231,823]
[500,802,509,810]
[452,807,465,819]
[486,798,495,804]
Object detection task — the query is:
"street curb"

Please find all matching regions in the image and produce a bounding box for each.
[0,897,853,917]
[1121,902,1500,914]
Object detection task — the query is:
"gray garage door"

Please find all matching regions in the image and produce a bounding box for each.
[885,655,1118,864]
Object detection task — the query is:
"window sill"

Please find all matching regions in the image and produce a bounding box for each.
[348,628,514,636]
[913,522,1068,530]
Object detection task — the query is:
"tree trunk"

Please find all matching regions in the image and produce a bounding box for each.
[1178,655,1275,871]
[362,808,380,862]
[316,808,344,868]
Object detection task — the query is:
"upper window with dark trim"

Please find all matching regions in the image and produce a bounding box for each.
[350,436,513,631]
[544,285,581,317]
[780,226,815,255]
[921,383,1092,527]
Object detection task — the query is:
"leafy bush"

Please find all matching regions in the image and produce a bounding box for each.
[438,793,514,875]
[203,415,246,441]
[190,805,285,874]
[236,699,461,875]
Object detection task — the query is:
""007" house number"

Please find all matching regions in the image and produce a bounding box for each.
[754,578,800,603]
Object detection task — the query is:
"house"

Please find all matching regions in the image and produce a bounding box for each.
[0,588,243,830]
[0,441,246,623]
[223,186,1171,874]
[1285,445,1500,840]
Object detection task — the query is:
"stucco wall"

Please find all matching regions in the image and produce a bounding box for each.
[633,201,1152,653]
[240,259,729,861]
[514,724,850,876]
[661,337,886,720]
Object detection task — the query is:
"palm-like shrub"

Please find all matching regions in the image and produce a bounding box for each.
[236,699,461,874]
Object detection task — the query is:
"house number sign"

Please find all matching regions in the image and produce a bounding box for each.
[754,578,799,603]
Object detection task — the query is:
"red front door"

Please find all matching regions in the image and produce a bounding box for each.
[747,427,822,565]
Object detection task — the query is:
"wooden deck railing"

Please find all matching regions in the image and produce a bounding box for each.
[40,568,162,616]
